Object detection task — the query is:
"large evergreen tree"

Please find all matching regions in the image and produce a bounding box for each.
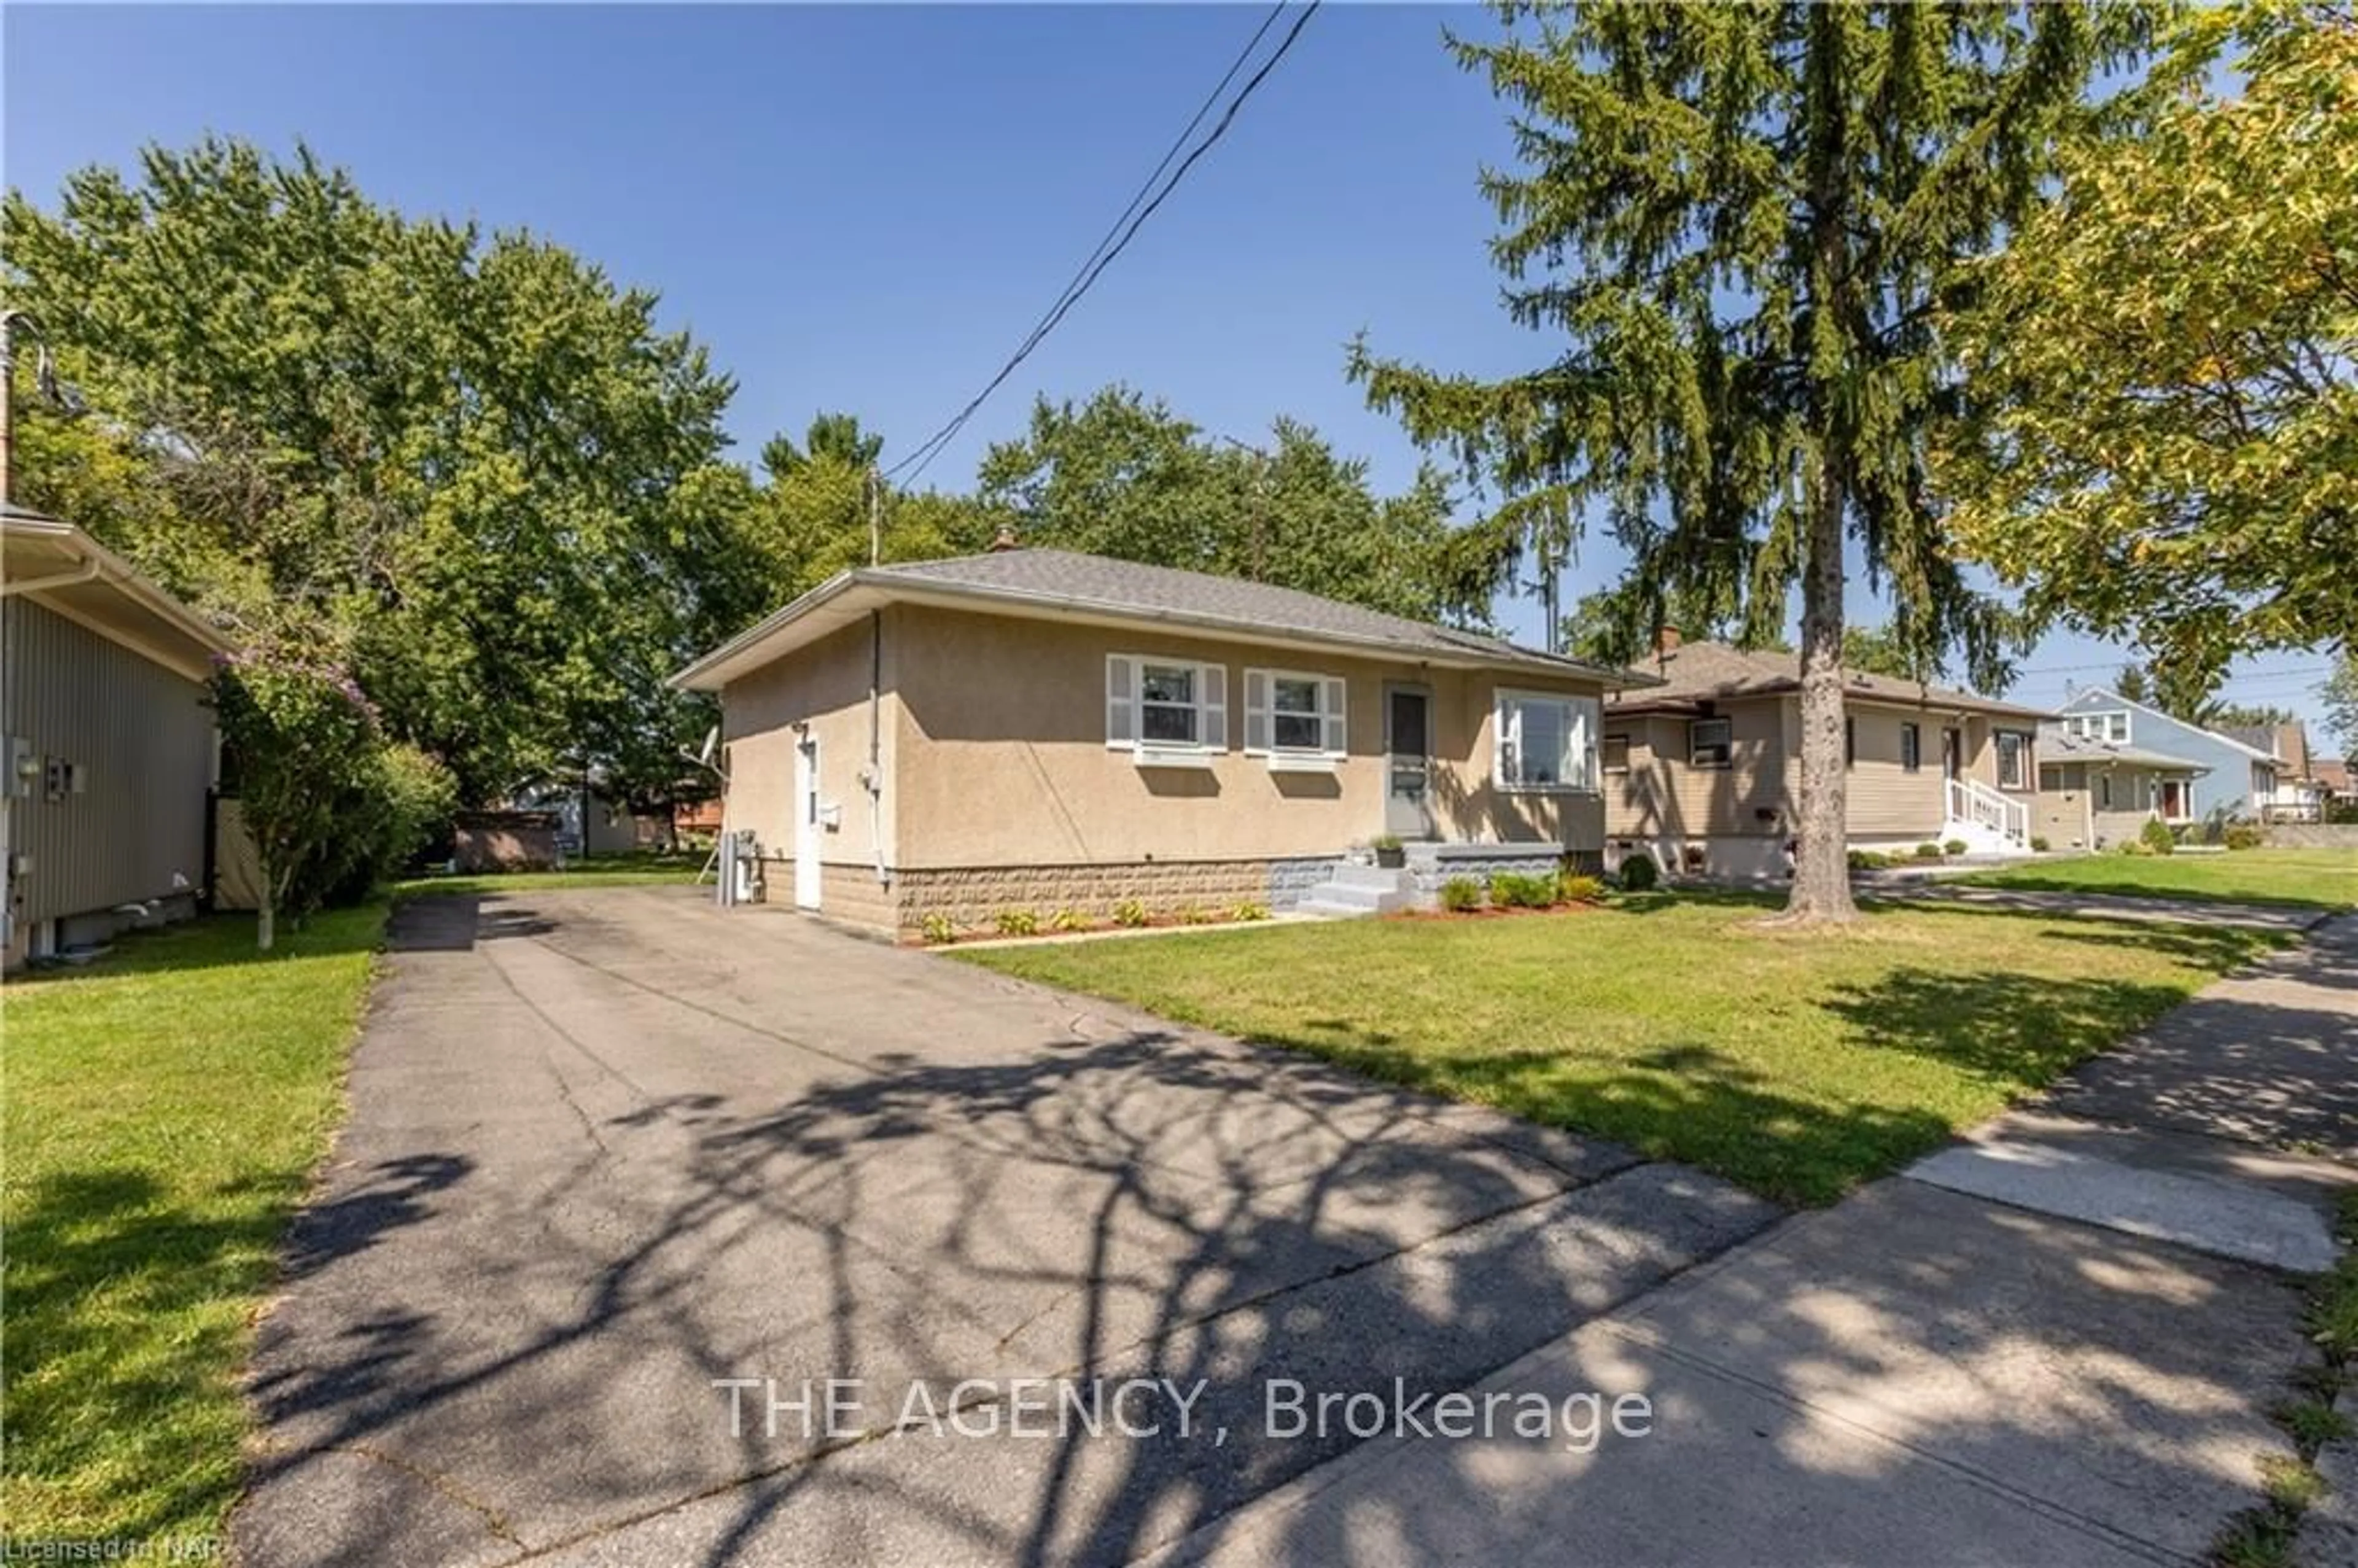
[1355,3,2146,920]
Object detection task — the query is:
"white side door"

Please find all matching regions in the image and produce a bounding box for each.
[793,735,822,910]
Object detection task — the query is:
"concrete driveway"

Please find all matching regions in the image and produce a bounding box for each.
[233,887,1776,1568]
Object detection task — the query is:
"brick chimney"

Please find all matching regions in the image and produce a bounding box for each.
[1653,625,1682,658]
[987,524,1021,553]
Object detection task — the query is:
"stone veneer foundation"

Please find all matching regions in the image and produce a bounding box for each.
[892,859,1282,932]
[764,848,1596,933]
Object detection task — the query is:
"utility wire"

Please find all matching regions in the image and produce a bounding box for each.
[887,1,1322,487]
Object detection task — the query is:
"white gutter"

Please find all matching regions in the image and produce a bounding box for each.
[0,555,101,597]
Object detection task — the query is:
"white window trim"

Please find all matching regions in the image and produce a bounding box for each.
[1494,687,1601,794]
[1243,667,1348,764]
[1107,654,1226,761]
[1996,729,2033,791]
[2068,710,2131,743]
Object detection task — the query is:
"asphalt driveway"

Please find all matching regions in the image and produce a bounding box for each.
[233,887,1776,1568]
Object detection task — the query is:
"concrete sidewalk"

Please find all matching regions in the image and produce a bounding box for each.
[1156,917,2358,1568]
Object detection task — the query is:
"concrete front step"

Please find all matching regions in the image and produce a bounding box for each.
[1329,861,1412,891]
[1298,861,1414,917]
[1296,895,1390,919]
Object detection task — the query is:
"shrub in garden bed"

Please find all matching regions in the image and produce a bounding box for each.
[1557,872,1606,904]
[1490,871,1559,909]
[1439,875,1485,913]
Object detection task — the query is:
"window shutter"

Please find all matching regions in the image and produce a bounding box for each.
[1201,663,1228,750]
[1243,670,1271,753]
[1106,656,1135,747]
[1321,678,1347,755]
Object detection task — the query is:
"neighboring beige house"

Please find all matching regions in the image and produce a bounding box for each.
[1599,637,2051,879]
[2225,720,2328,823]
[672,548,1652,932]
[2,504,225,968]
[2033,725,2208,851]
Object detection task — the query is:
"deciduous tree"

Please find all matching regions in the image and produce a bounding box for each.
[976,386,1478,623]
[5,138,747,804]
[1942,2,2357,686]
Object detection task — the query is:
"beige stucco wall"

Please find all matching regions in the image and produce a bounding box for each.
[718,613,897,890]
[887,607,1607,867]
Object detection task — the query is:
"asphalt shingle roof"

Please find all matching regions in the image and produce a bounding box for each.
[2035,727,2211,773]
[868,549,1640,681]
[1605,639,2051,719]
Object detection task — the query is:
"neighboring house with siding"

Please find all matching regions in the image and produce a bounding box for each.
[1600,637,2051,879]
[1,505,225,968]
[2222,720,2326,822]
[2032,726,2208,851]
[2052,688,2281,823]
[671,548,1652,933]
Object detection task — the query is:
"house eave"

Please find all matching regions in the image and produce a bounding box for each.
[672,570,1663,694]
[2,508,232,681]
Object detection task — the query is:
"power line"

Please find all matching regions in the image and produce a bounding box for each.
[886,1,1322,487]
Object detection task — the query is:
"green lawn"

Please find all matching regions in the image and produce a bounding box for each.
[2,904,387,1548]
[961,895,2284,1205]
[395,848,702,900]
[1956,847,2357,910]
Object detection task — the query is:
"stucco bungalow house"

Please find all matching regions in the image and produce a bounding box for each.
[671,547,1654,933]
[2032,725,2208,851]
[1599,636,2052,879]
[2,503,225,968]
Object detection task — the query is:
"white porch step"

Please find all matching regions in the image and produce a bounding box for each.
[1296,863,1414,917]
[1296,898,1382,920]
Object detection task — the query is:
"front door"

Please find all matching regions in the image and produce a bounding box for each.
[793,734,822,910]
[1385,684,1433,839]
[1941,727,1963,781]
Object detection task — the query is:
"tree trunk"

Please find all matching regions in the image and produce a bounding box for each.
[257,896,276,952]
[1783,467,1858,923]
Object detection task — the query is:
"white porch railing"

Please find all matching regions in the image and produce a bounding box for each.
[1945,777,2029,845]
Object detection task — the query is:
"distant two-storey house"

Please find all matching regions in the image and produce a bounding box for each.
[2051,688,2281,823]
[2223,721,2327,822]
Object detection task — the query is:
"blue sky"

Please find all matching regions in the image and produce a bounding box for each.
[3,4,2338,735]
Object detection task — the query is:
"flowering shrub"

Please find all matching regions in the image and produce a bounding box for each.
[211,643,452,947]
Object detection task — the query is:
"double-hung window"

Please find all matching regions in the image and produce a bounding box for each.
[1243,669,1346,767]
[1996,730,2031,791]
[1688,718,1733,769]
[1900,722,1921,773]
[1495,689,1600,791]
[1107,654,1226,762]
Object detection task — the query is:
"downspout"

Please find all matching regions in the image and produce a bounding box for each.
[867,608,886,886]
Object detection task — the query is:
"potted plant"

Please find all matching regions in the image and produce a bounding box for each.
[1371,833,1406,869]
